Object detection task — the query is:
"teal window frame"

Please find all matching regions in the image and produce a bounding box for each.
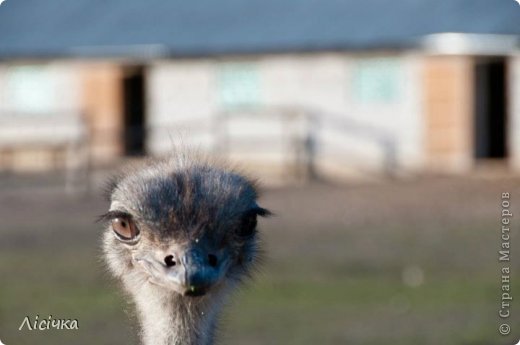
[351,58,402,104]
[216,63,260,110]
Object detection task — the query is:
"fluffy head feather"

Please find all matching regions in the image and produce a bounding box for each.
[101,154,270,345]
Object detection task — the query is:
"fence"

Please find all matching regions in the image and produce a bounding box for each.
[0,112,89,192]
[0,107,398,191]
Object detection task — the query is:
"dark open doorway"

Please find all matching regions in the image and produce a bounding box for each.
[123,66,146,156]
[474,58,507,160]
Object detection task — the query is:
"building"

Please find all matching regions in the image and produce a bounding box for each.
[0,0,519,179]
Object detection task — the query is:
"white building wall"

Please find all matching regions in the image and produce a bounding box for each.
[0,61,85,171]
[147,52,424,177]
[0,62,82,116]
[262,53,424,175]
[509,54,520,171]
[0,61,84,145]
[147,60,216,154]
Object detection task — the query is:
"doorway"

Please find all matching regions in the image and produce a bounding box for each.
[122,66,146,156]
[474,58,507,160]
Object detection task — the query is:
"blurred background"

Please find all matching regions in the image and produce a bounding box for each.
[0,0,520,344]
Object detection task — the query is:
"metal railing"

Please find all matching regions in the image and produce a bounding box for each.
[0,107,398,191]
[0,112,90,192]
[213,106,398,180]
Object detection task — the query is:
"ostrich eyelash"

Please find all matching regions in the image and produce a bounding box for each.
[96,210,133,224]
[251,207,273,217]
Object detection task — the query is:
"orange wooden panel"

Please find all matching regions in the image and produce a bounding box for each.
[423,56,474,171]
[81,63,124,161]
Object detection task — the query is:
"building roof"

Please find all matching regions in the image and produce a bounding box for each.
[0,0,519,58]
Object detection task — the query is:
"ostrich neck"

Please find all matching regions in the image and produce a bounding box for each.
[131,282,223,345]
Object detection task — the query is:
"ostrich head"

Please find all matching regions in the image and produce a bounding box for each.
[100,156,270,344]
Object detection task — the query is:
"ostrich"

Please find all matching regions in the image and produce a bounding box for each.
[100,154,270,345]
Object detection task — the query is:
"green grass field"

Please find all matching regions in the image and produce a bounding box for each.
[0,175,518,344]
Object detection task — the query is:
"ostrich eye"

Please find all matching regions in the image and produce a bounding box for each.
[236,207,271,238]
[112,217,139,242]
[237,213,258,238]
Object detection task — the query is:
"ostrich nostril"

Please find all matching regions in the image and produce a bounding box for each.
[208,254,218,268]
[164,255,176,267]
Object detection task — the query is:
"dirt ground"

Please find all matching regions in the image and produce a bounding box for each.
[0,173,519,345]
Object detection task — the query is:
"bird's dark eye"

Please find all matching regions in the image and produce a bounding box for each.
[112,217,140,242]
[237,213,257,238]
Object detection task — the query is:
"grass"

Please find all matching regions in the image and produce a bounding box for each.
[0,248,513,345]
[0,176,519,344]
[1,244,516,345]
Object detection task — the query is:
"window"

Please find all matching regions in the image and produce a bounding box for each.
[217,63,260,109]
[351,58,401,104]
[6,65,55,114]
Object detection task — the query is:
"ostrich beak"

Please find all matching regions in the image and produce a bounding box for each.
[160,247,222,297]
[135,246,224,296]
[179,248,216,296]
